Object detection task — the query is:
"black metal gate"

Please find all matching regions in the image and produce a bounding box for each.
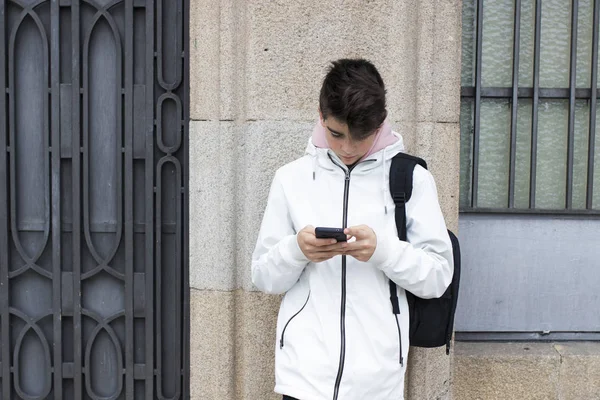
[0,0,189,398]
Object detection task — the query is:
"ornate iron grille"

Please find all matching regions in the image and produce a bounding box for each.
[0,0,190,398]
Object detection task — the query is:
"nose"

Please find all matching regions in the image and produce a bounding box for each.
[341,139,356,154]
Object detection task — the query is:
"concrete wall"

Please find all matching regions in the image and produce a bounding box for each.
[188,0,462,398]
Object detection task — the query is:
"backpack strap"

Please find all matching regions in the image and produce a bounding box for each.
[388,154,427,315]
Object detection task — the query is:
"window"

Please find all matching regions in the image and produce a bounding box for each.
[456,0,600,340]
[461,0,600,214]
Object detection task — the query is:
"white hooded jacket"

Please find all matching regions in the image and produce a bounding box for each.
[251,132,453,400]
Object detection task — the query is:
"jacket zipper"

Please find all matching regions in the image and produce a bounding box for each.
[331,158,352,400]
[279,291,311,349]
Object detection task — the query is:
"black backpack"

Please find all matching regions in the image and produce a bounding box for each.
[388,153,461,354]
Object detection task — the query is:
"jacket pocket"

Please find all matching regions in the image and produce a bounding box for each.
[393,311,403,366]
[279,291,311,349]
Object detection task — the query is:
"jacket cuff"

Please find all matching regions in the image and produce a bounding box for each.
[370,234,393,267]
[370,235,404,270]
[279,234,310,267]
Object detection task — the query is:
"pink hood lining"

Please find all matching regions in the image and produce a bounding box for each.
[311,118,399,162]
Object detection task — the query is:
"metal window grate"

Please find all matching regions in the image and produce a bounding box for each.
[461,0,600,214]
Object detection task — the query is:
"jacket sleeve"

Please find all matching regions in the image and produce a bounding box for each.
[251,170,310,294]
[369,165,454,299]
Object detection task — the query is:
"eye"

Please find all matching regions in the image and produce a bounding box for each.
[329,130,343,138]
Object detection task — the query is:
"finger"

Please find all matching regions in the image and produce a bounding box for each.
[312,242,348,252]
[346,248,369,258]
[315,256,343,263]
[345,249,358,257]
[309,237,339,247]
[341,241,367,252]
[344,225,366,238]
[300,225,316,236]
[315,249,346,257]
[312,251,345,262]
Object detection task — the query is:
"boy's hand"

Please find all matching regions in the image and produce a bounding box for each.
[344,225,377,262]
[297,225,348,263]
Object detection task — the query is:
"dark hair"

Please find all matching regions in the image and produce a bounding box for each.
[319,59,387,140]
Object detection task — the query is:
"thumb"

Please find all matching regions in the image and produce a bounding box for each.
[344,226,360,238]
[345,225,371,238]
[303,225,316,235]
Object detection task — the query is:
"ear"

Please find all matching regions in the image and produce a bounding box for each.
[318,108,325,125]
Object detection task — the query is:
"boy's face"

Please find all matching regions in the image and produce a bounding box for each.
[322,116,377,166]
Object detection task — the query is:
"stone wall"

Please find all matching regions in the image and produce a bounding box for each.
[188,0,462,398]
[453,342,600,400]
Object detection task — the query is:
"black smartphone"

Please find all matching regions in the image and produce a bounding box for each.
[315,227,347,242]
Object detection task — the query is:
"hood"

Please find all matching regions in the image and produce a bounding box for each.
[305,120,405,215]
[305,120,405,163]
[310,118,401,162]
